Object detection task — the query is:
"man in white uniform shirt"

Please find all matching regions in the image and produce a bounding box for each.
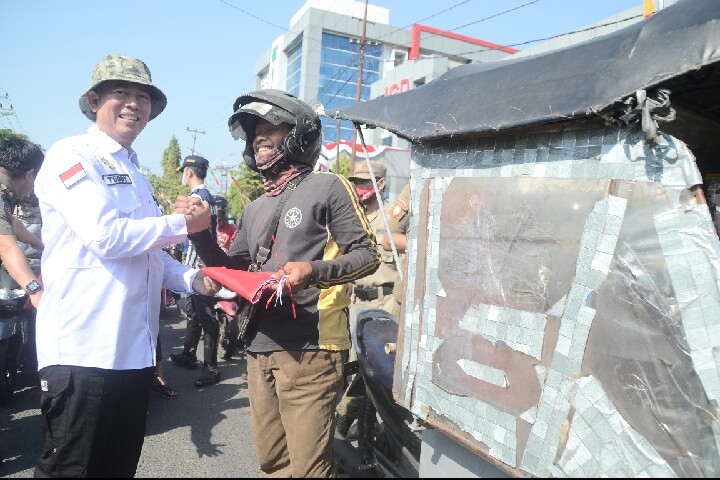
[33,54,217,478]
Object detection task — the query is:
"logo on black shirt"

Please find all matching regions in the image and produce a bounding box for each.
[285,207,302,228]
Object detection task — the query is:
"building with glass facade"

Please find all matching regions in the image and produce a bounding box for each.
[253,0,515,147]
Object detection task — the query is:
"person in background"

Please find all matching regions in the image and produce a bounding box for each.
[336,161,401,439]
[170,155,222,388]
[0,135,45,471]
[152,337,177,399]
[381,182,410,318]
[32,53,217,478]
[0,136,44,308]
[13,190,43,374]
[215,196,237,253]
[177,89,379,477]
[13,191,42,258]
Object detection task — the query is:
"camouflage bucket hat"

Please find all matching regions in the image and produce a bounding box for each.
[79,54,168,121]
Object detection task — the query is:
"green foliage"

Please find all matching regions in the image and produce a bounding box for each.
[334,152,352,178]
[226,162,264,217]
[144,136,188,213]
[161,136,182,181]
[0,129,28,140]
[147,174,189,214]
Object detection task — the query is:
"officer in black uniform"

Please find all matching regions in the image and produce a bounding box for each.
[170,155,221,388]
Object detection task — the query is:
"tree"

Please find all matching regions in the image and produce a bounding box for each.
[147,175,189,214]
[226,162,264,218]
[0,129,28,140]
[161,135,182,181]
[334,152,352,178]
[147,136,188,213]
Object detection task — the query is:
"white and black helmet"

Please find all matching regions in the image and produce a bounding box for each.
[228,89,322,173]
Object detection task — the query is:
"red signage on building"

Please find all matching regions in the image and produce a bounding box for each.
[385,78,411,96]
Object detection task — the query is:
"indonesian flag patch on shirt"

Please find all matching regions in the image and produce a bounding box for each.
[59,163,86,188]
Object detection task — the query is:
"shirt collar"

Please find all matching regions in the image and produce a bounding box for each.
[87,125,140,168]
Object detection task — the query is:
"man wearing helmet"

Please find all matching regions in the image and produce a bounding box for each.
[179,89,380,477]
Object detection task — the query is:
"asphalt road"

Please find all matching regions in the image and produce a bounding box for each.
[0,305,261,478]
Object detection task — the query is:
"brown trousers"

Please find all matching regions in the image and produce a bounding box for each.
[247,350,345,478]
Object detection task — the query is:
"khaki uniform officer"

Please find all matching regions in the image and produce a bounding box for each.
[385,183,411,318]
[348,161,397,316]
[337,160,401,437]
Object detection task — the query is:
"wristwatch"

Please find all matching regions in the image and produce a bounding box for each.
[25,279,43,295]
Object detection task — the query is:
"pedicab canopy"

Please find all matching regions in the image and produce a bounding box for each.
[331,0,720,477]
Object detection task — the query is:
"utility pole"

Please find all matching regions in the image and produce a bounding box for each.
[0,90,21,133]
[335,121,341,174]
[213,161,235,196]
[186,127,206,155]
[350,0,369,175]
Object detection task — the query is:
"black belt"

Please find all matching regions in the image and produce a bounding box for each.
[354,284,393,301]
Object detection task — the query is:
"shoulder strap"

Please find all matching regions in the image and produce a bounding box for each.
[253,170,311,269]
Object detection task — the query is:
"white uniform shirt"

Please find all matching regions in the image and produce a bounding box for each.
[35,125,197,370]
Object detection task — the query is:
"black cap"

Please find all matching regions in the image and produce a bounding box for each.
[177,155,209,171]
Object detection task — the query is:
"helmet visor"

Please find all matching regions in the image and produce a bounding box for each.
[228,100,296,141]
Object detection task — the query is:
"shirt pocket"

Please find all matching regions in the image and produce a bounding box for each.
[38,367,72,455]
[108,184,141,216]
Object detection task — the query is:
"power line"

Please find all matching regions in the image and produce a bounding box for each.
[186,127,206,156]
[215,0,480,109]
[311,1,540,107]
[371,0,473,42]
[214,0,631,138]
[214,0,521,136]
[423,13,643,58]
[0,90,27,135]
[445,0,541,36]
[353,10,643,63]
[204,0,361,130]
[218,0,287,31]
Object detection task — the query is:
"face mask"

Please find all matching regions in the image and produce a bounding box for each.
[355,186,376,204]
[181,171,188,187]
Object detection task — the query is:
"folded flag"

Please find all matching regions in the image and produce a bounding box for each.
[201,267,288,304]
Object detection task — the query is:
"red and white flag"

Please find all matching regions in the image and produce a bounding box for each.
[59,163,86,188]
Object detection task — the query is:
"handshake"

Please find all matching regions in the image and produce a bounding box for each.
[174,195,213,234]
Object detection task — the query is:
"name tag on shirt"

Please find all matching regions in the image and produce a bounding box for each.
[103,174,132,186]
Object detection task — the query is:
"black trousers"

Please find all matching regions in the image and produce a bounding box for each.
[178,293,217,327]
[34,365,154,478]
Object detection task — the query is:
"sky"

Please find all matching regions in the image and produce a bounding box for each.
[2,0,644,181]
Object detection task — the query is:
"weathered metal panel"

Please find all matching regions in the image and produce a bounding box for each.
[395,126,720,477]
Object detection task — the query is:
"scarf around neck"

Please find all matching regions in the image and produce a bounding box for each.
[255,147,311,197]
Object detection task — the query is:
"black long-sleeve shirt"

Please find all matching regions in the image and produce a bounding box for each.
[190,171,379,352]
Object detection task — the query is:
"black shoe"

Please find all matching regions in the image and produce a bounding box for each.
[336,413,354,439]
[195,370,221,388]
[170,351,198,369]
[152,377,178,398]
